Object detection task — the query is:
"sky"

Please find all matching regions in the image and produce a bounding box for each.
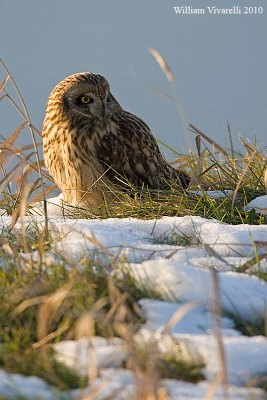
[0,0,266,159]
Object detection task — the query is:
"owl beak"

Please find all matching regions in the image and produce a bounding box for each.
[101,103,107,119]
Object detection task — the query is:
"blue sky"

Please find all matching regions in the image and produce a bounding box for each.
[1,0,266,158]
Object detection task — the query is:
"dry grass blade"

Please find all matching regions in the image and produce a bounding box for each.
[0,75,10,93]
[75,313,97,382]
[205,372,225,400]
[3,89,42,138]
[189,124,228,156]
[196,163,216,180]
[24,158,45,168]
[2,142,42,156]
[0,94,7,103]
[0,135,49,183]
[164,249,179,259]
[37,287,72,341]
[158,302,197,335]
[2,122,26,147]
[2,121,26,147]
[10,158,52,184]
[149,47,175,83]
[189,149,206,186]
[0,58,48,233]
[0,159,12,195]
[0,237,14,257]
[236,253,267,273]
[12,179,40,229]
[26,160,54,182]
[33,321,71,350]
[30,184,58,203]
[195,134,201,157]
[0,152,11,169]
[0,152,35,191]
[75,312,95,339]
[211,270,229,399]
[13,296,47,315]
[16,163,29,199]
[240,137,265,159]
[231,149,257,214]
[203,243,233,267]
[0,123,26,163]
[227,121,235,158]
[264,166,267,193]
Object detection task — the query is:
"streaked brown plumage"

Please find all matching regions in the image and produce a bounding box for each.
[42,72,190,205]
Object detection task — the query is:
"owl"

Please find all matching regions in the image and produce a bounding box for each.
[42,72,190,206]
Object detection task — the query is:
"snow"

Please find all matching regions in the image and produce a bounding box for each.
[121,260,267,322]
[54,337,126,375]
[245,195,267,215]
[1,194,267,399]
[82,368,265,400]
[0,368,264,400]
[193,190,233,199]
[0,370,63,400]
[139,299,240,336]
[135,328,267,387]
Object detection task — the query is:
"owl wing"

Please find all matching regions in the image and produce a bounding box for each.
[96,111,189,189]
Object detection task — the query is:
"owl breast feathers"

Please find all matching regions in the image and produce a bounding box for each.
[42,72,190,206]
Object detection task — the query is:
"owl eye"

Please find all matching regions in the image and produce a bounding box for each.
[79,95,92,104]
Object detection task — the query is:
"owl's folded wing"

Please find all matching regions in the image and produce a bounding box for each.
[96,111,189,189]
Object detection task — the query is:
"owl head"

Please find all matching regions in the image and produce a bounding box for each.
[47,72,120,121]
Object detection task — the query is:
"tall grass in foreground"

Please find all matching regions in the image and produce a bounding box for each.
[0,56,267,399]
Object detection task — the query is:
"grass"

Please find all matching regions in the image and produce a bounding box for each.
[130,339,205,383]
[0,256,140,387]
[152,228,195,246]
[227,311,266,337]
[0,57,267,398]
[0,247,206,392]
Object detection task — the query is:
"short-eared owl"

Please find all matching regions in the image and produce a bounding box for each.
[42,72,190,205]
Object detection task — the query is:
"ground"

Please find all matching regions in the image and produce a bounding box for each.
[0,193,267,399]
